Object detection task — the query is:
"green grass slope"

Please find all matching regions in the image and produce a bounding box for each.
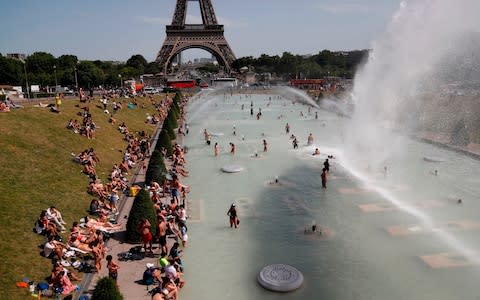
[0,95,164,299]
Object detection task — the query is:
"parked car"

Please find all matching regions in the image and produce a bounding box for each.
[143,87,159,94]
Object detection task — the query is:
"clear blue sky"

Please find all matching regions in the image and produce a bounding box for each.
[0,0,400,62]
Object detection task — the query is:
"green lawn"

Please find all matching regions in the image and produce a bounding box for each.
[0,95,166,299]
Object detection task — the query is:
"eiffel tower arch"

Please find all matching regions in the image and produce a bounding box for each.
[156,0,236,75]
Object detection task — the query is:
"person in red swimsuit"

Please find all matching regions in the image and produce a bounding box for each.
[138,218,153,254]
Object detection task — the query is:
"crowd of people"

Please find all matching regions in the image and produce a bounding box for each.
[140,97,192,300]
[30,92,187,298]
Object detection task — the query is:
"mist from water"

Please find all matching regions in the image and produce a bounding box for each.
[274,86,320,108]
[345,0,480,169]
[340,0,480,260]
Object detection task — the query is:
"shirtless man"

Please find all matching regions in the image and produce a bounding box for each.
[214,142,220,156]
[158,215,168,256]
[307,133,314,145]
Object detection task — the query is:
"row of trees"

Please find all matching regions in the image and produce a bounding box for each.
[0,52,160,89]
[126,92,182,243]
[231,50,369,79]
[0,49,368,89]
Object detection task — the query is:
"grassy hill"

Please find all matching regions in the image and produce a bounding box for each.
[0,95,165,299]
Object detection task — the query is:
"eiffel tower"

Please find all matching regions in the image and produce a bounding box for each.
[156,0,236,75]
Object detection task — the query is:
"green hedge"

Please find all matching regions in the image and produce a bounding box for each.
[164,115,176,141]
[126,189,158,243]
[92,277,123,300]
[157,129,173,156]
[145,150,167,184]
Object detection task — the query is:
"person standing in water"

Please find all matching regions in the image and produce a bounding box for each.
[204,129,209,141]
[230,142,235,155]
[315,111,318,119]
[293,137,298,149]
[263,139,268,152]
[307,133,314,145]
[321,168,327,189]
[323,159,330,172]
[214,142,220,156]
[250,107,254,116]
[285,123,290,134]
[227,204,239,228]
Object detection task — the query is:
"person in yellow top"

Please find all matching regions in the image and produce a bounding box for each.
[55,93,62,110]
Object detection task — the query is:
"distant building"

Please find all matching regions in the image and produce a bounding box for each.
[289,79,327,90]
[193,56,217,64]
[211,78,237,88]
[6,53,26,61]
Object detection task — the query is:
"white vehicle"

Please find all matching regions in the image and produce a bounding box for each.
[143,87,159,94]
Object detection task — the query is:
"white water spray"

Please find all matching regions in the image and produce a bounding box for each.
[274,86,320,108]
[344,0,480,260]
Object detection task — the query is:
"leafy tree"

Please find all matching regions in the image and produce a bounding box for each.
[0,56,23,85]
[26,52,56,74]
[126,189,158,243]
[57,54,78,70]
[126,54,148,75]
[77,61,105,88]
[197,63,220,74]
[144,62,161,75]
[119,66,138,79]
[91,277,123,300]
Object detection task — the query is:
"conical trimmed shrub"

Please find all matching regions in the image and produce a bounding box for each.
[145,150,167,184]
[164,115,176,141]
[126,189,158,243]
[91,277,123,300]
[157,129,173,156]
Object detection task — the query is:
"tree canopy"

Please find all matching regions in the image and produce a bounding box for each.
[232,50,369,79]
[0,53,152,90]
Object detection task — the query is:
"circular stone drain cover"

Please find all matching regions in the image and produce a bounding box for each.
[257,264,304,292]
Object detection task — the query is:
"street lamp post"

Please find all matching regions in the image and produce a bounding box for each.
[22,60,30,99]
[74,66,78,91]
[118,74,123,89]
[53,65,58,90]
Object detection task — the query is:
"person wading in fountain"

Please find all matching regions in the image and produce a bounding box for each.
[263,139,268,152]
[324,159,330,173]
[227,204,239,229]
[230,142,235,155]
[321,168,327,189]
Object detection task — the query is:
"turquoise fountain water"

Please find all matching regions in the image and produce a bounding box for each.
[177,89,480,300]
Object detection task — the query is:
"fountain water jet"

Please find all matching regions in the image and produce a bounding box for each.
[343,0,480,262]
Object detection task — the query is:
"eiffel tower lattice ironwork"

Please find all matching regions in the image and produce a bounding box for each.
[156,0,236,75]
